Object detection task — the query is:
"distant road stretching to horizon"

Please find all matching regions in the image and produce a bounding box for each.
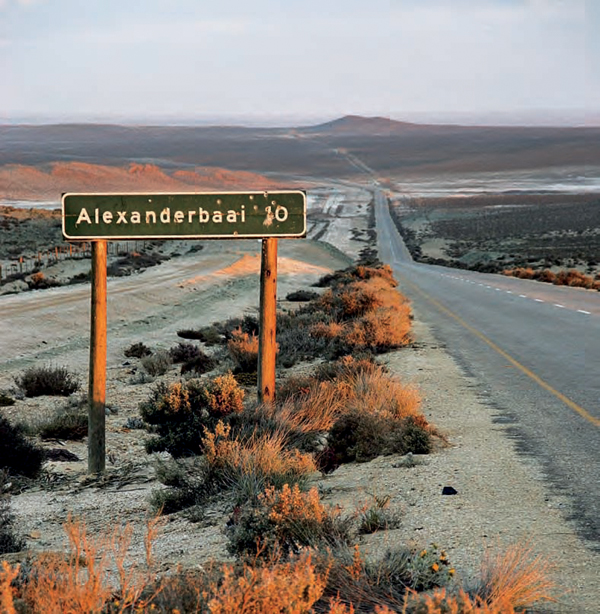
[375,189,600,551]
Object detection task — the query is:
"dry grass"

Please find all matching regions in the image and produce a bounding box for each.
[474,543,556,611]
[307,276,413,354]
[227,328,260,373]
[227,483,353,559]
[504,267,600,291]
[207,551,331,614]
[1,527,556,614]
[276,380,351,433]
[4,515,161,614]
[201,421,317,498]
[346,370,421,421]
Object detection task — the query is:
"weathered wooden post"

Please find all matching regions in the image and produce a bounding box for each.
[88,241,107,473]
[258,238,278,404]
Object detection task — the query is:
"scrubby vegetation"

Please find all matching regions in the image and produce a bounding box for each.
[0,470,25,555]
[390,193,600,278]
[0,411,45,478]
[140,373,245,457]
[124,342,153,359]
[0,258,557,613]
[14,364,80,397]
[141,350,172,377]
[35,399,88,441]
[0,518,555,613]
[503,267,600,290]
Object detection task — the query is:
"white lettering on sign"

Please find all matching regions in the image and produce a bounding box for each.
[74,205,252,227]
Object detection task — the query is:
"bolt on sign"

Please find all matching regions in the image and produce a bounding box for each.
[62,191,306,240]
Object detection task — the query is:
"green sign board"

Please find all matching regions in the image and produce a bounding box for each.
[62,191,306,240]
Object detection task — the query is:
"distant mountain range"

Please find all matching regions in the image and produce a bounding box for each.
[1,115,598,187]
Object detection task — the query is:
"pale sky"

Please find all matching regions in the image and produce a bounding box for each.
[0,0,596,125]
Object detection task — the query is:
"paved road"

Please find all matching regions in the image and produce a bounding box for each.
[375,189,600,551]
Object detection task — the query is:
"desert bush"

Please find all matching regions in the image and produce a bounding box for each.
[37,403,88,441]
[203,372,245,416]
[536,269,557,283]
[124,342,152,358]
[0,411,45,477]
[150,457,211,514]
[11,515,160,613]
[227,328,260,373]
[206,551,331,614]
[313,264,397,289]
[168,341,201,363]
[14,364,80,397]
[140,374,245,457]
[201,421,316,503]
[0,392,15,407]
[470,543,556,611]
[227,483,353,560]
[326,412,431,468]
[27,271,62,290]
[341,303,412,353]
[276,312,331,368]
[180,351,217,376]
[315,543,454,611]
[177,326,223,345]
[107,251,169,276]
[141,350,172,376]
[0,470,25,554]
[314,354,380,383]
[357,493,402,535]
[286,289,320,302]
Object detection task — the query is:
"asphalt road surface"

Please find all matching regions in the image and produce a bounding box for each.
[375,189,600,551]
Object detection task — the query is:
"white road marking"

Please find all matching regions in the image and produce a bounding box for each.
[554,304,565,308]
[535,299,544,303]
[519,294,527,298]
[506,291,513,294]
[577,309,591,315]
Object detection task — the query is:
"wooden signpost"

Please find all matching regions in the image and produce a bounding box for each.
[62,191,306,473]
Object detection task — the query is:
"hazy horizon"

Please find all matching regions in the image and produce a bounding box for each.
[2,1,597,125]
[2,108,598,128]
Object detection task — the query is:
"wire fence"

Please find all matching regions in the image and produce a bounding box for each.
[0,240,149,281]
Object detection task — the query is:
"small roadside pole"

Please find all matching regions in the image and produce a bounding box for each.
[88,241,107,474]
[258,238,278,404]
[62,191,306,473]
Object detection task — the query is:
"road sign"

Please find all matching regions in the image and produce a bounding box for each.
[62,191,306,240]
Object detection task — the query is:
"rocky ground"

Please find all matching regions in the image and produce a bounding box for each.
[1,188,599,611]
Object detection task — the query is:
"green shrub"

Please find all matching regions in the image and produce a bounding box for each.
[37,402,88,441]
[150,457,210,514]
[285,290,319,302]
[227,329,259,373]
[141,350,172,376]
[124,342,152,358]
[0,392,15,407]
[325,411,432,468]
[14,365,80,397]
[180,351,217,376]
[139,374,245,457]
[320,543,454,609]
[27,271,62,290]
[0,411,45,477]
[168,342,201,364]
[0,470,25,554]
[357,494,401,535]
